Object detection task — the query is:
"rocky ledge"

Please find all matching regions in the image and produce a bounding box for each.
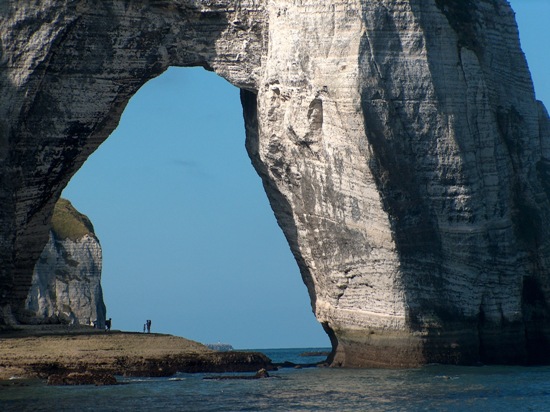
[0,327,273,382]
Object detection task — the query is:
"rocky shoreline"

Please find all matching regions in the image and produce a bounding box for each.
[0,326,274,383]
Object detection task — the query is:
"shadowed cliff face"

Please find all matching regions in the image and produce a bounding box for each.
[1,0,550,367]
[0,0,265,321]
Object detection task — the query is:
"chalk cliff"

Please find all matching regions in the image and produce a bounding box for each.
[1,0,549,366]
[25,199,106,327]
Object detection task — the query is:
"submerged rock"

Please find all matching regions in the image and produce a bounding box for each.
[204,368,271,380]
[47,372,117,386]
[119,351,274,377]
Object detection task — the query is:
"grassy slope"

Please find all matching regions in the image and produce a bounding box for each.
[50,198,95,241]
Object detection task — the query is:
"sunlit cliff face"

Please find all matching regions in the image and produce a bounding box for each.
[2,0,550,367]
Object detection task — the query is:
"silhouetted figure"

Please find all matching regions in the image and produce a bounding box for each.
[143,323,146,333]
[146,319,151,333]
[105,318,111,331]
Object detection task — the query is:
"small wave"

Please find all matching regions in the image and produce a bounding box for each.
[122,378,152,383]
[435,375,460,380]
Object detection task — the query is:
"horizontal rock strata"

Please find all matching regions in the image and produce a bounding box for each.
[25,199,106,327]
[1,0,550,367]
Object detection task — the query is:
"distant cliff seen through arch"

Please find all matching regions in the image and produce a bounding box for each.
[62,67,329,349]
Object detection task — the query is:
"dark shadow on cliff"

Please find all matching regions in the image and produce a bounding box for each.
[370,0,550,363]
[0,19,18,318]
[358,0,446,334]
[0,0,234,323]
[428,0,550,365]
[352,0,550,365]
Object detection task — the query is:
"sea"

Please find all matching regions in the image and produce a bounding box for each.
[1,347,550,411]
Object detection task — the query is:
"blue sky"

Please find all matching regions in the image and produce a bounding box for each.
[62,1,549,349]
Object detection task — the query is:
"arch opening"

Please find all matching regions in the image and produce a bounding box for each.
[62,66,329,349]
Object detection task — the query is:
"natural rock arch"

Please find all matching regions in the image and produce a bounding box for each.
[1,0,550,367]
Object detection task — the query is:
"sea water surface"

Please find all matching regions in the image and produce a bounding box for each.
[1,348,550,411]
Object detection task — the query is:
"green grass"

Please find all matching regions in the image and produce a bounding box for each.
[51,198,95,241]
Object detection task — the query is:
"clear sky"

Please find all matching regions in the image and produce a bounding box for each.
[62,1,549,349]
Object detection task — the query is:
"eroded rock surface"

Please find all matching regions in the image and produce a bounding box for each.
[25,199,106,327]
[1,0,550,367]
[0,330,273,379]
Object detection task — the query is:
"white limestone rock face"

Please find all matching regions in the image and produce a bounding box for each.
[1,0,550,366]
[0,0,267,315]
[245,0,550,367]
[25,200,106,327]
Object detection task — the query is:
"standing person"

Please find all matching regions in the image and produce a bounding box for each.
[143,323,146,333]
[105,318,111,331]
[146,319,151,333]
